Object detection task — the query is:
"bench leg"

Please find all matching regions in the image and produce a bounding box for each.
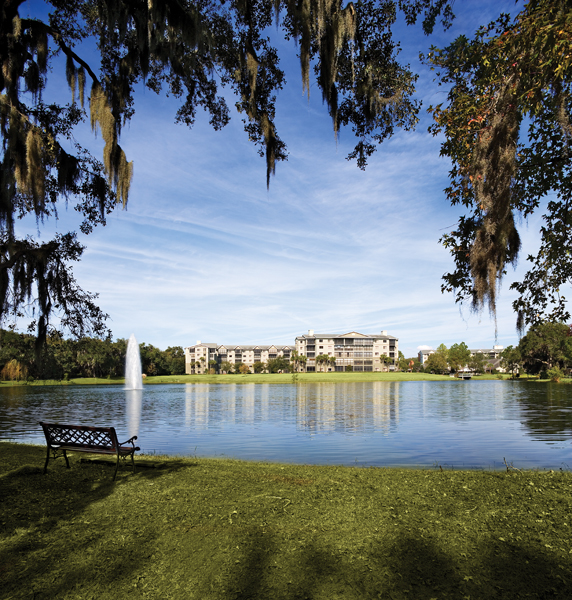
[131,452,136,474]
[63,449,70,469]
[43,446,51,474]
[113,455,120,481]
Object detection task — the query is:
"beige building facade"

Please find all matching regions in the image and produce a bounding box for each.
[295,330,398,372]
[185,342,292,374]
[185,330,399,374]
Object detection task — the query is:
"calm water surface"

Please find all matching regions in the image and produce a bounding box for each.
[1,380,571,469]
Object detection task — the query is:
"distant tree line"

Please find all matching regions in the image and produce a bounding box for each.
[0,330,184,381]
[416,323,572,381]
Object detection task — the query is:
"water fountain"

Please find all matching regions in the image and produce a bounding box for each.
[125,333,143,390]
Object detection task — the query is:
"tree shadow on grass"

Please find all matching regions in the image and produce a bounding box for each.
[209,528,572,600]
[0,443,195,599]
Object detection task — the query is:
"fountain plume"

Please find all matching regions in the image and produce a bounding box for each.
[125,334,143,390]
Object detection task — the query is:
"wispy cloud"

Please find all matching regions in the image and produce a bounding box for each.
[19,0,566,357]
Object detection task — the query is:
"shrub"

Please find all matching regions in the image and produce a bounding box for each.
[1,359,28,381]
[547,366,564,382]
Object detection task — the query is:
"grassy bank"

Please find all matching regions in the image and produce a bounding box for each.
[144,372,457,384]
[0,372,544,386]
[2,443,572,599]
[2,373,570,387]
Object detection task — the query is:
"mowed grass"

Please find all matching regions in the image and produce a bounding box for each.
[144,372,456,384]
[2,372,569,386]
[2,443,572,599]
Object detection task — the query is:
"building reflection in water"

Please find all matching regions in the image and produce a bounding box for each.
[185,383,210,429]
[296,382,400,434]
[181,382,400,434]
[243,384,255,424]
[125,389,142,439]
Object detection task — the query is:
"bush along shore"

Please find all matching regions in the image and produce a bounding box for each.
[2,443,572,599]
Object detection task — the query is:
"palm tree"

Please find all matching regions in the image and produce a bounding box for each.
[316,354,330,372]
[290,350,300,373]
[328,356,336,371]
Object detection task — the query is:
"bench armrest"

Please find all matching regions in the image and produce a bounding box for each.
[119,435,138,447]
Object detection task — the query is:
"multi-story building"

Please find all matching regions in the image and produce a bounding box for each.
[185,342,292,374]
[185,329,399,374]
[295,330,398,372]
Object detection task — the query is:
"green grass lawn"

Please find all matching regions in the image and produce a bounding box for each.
[2,443,572,599]
[144,372,457,384]
[2,372,569,386]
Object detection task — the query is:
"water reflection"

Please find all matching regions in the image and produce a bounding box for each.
[1,381,572,468]
[125,390,142,439]
[296,382,400,434]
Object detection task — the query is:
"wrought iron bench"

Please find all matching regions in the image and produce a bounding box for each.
[40,422,140,480]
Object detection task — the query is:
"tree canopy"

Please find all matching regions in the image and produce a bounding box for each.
[6,0,571,345]
[427,0,572,332]
[517,321,572,374]
[1,0,456,346]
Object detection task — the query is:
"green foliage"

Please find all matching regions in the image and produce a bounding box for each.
[252,361,266,374]
[0,358,28,381]
[290,350,309,372]
[547,366,565,382]
[427,0,572,330]
[1,0,452,345]
[518,322,572,375]
[220,361,233,374]
[315,354,331,372]
[448,341,471,372]
[425,352,448,374]
[500,345,522,378]
[3,442,572,600]
[266,356,290,373]
[0,329,183,379]
[405,357,423,372]
[467,351,487,375]
[379,353,392,370]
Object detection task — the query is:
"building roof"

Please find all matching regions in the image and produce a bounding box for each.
[296,332,398,340]
[218,345,291,351]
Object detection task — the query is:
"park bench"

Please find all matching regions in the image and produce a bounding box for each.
[39,422,140,480]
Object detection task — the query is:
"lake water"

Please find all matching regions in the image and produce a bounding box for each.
[1,380,571,469]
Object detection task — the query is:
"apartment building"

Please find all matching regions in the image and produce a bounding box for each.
[185,329,399,374]
[295,330,398,372]
[185,342,292,374]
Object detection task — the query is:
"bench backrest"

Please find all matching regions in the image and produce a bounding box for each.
[40,422,119,450]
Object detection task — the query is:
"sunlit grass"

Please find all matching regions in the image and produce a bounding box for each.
[1,373,569,386]
[2,442,572,599]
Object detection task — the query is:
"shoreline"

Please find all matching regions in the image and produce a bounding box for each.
[1,372,564,386]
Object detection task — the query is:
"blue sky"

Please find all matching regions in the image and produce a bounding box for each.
[18,0,562,358]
